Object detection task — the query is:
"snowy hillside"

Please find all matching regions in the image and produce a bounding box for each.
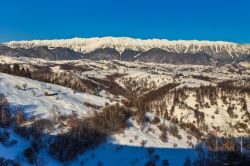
[4,37,250,58]
[0,73,109,119]
[0,72,197,166]
[0,56,249,165]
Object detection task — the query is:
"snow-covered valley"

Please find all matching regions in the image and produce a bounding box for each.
[0,55,249,165]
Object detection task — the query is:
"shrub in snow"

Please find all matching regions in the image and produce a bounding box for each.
[141,140,147,147]
[0,94,10,127]
[84,102,101,109]
[151,116,160,124]
[144,160,155,166]
[0,157,20,166]
[168,124,182,140]
[31,119,53,138]
[214,108,219,114]
[0,130,9,143]
[15,110,26,127]
[161,160,169,166]
[2,139,18,147]
[159,128,168,143]
[44,91,49,96]
[227,105,235,118]
[0,130,18,147]
[121,99,133,107]
[14,126,31,139]
[179,122,203,140]
[24,146,38,164]
[194,109,205,126]
[23,140,43,164]
[183,156,191,166]
[15,85,22,90]
[22,83,28,90]
[49,104,132,161]
[97,161,103,166]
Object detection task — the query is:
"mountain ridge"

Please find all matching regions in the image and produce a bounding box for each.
[4,37,250,58]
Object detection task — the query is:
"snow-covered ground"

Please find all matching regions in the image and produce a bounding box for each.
[0,72,197,166]
[0,73,109,119]
[0,129,197,166]
[0,56,249,165]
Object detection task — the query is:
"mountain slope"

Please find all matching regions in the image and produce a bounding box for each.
[136,48,214,65]
[0,45,83,60]
[4,37,250,58]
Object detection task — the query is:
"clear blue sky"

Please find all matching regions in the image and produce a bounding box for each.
[0,0,249,43]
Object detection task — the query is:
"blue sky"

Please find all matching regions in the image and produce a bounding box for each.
[0,0,249,43]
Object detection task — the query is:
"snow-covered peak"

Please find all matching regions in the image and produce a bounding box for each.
[4,37,250,57]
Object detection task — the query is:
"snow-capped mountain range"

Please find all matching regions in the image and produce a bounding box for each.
[4,37,250,58]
